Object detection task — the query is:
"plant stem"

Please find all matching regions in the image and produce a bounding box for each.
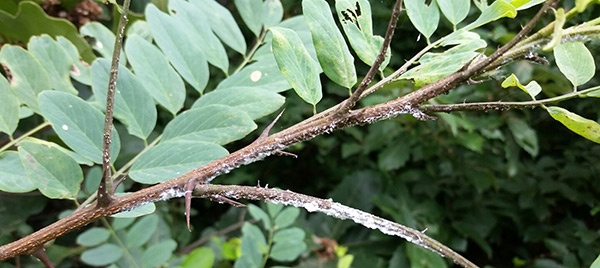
[0,122,50,153]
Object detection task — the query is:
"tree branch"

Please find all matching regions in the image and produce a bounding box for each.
[194,184,478,268]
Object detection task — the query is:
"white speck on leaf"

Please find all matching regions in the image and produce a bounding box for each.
[62,125,69,130]
[250,70,262,82]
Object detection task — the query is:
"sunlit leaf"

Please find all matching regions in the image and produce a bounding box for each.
[304,0,356,89]
[0,45,50,113]
[0,151,36,193]
[192,87,285,120]
[27,35,78,94]
[125,35,185,115]
[404,0,440,42]
[146,4,209,93]
[501,74,541,99]
[542,8,565,51]
[129,140,228,184]
[554,42,595,90]
[465,0,517,30]
[218,57,291,93]
[512,0,545,10]
[18,140,83,199]
[436,0,470,28]
[181,247,215,268]
[0,75,19,135]
[270,27,322,107]
[80,22,121,60]
[91,58,157,139]
[38,91,121,164]
[234,0,263,36]
[189,0,247,55]
[546,106,600,144]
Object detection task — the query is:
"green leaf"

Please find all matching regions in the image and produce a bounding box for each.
[76,227,110,247]
[436,0,470,27]
[162,104,257,145]
[508,118,539,157]
[235,223,265,268]
[338,255,354,268]
[111,196,156,218]
[0,75,19,135]
[0,44,50,113]
[406,244,448,268]
[304,0,356,89]
[126,20,152,41]
[129,140,229,184]
[234,0,263,36]
[0,151,36,193]
[270,27,322,107]
[125,35,185,116]
[91,58,157,139]
[542,8,565,51]
[192,87,285,120]
[81,244,123,266]
[0,1,95,62]
[546,106,600,144]
[404,0,440,41]
[501,74,541,99]
[27,35,78,95]
[591,253,600,268]
[181,247,215,268]
[126,214,159,248]
[141,239,177,268]
[80,22,120,60]
[270,239,307,261]
[218,57,291,93]
[575,0,596,12]
[57,36,92,86]
[263,0,284,28]
[146,4,209,93]
[18,140,83,199]
[554,42,595,90]
[248,204,272,229]
[465,0,517,30]
[377,139,411,171]
[273,227,305,242]
[267,202,284,218]
[189,0,247,55]
[335,0,390,70]
[274,207,300,229]
[38,91,121,164]
[242,222,267,248]
[169,0,229,74]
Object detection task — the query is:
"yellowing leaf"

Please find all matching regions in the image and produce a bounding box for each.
[546,106,600,143]
[501,74,541,99]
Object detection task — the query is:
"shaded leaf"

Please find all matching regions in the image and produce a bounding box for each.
[192,87,285,120]
[406,244,448,268]
[546,106,600,144]
[0,45,50,113]
[274,207,300,229]
[126,214,159,248]
[76,227,110,247]
[81,244,123,266]
[0,75,19,135]
[218,56,291,93]
[248,204,272,229]
[235,0,263,36]
[125,35,185,115]
[142,239,177,268]
[91,58,157,139]
[80,22,120,60]
[38,91,121,164]
[270,235,306,262]
[162,104,257,145]
[56,36,92,86]
[508,118,539,157]
[27,35,78,94]
[189,0,247,55]
[263,0,284,28]
[235,223,265,268]
[436,0,470,27]
[129,140,229,184]
[270,27,322,106]
[0,151,36,193]
[404,0,440,41]
[111,196,156,218]
[304,0,356,89]
[18,140,83,199]
[554,41,595,90]
[146,4,209,93]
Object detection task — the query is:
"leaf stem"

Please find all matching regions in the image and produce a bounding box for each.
[0,122,50,153]
[232,30,268,75]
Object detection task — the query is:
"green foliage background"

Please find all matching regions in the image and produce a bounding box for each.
[0,0,599,267]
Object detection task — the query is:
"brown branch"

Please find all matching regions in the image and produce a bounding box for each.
[194,184,478,268]
[98,0,131,207]
[0,0,558,261]
[337,0,403,114]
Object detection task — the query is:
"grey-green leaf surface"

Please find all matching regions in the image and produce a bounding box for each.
[263,0,284,28]
[129,140,229,184]
[80,22,118,59]
[270,228,306,261]
[127,214,159,248]
[146,4,209,93]
[91,58,157,139]
[141,239,177,268]
[0,151,36,193]
[274,207,300,229]
[0,75,19,135]
[169,0,229,74]
[554,41,595,90]
[304,0,356,89]
[0,45,50,113]
[189,0,247,55]
[218,56,291,93]
[125,35,185,115]
[76,227,110,247]
[38,91,120,164]
[18,140,83,199]
[508,118,539,157]
[248,204,272,229]
[436,0,470,27]
[404,0,440,42]
[271,27,322,106]
[234,0,263,36]
[235,223,264,268]
[27,35,78,94]
[162,104,257,145]
[81,244,123,266]
[192,87,285,120]
[57,36,92,86]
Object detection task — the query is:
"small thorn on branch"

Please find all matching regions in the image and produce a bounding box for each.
[258,109,285,140]
[31,247,54,268]
[185,179,196,231]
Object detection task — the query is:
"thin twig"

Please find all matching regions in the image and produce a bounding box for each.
[195,184,478,268]
[98,0,131,207]
[336,0,403,114]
